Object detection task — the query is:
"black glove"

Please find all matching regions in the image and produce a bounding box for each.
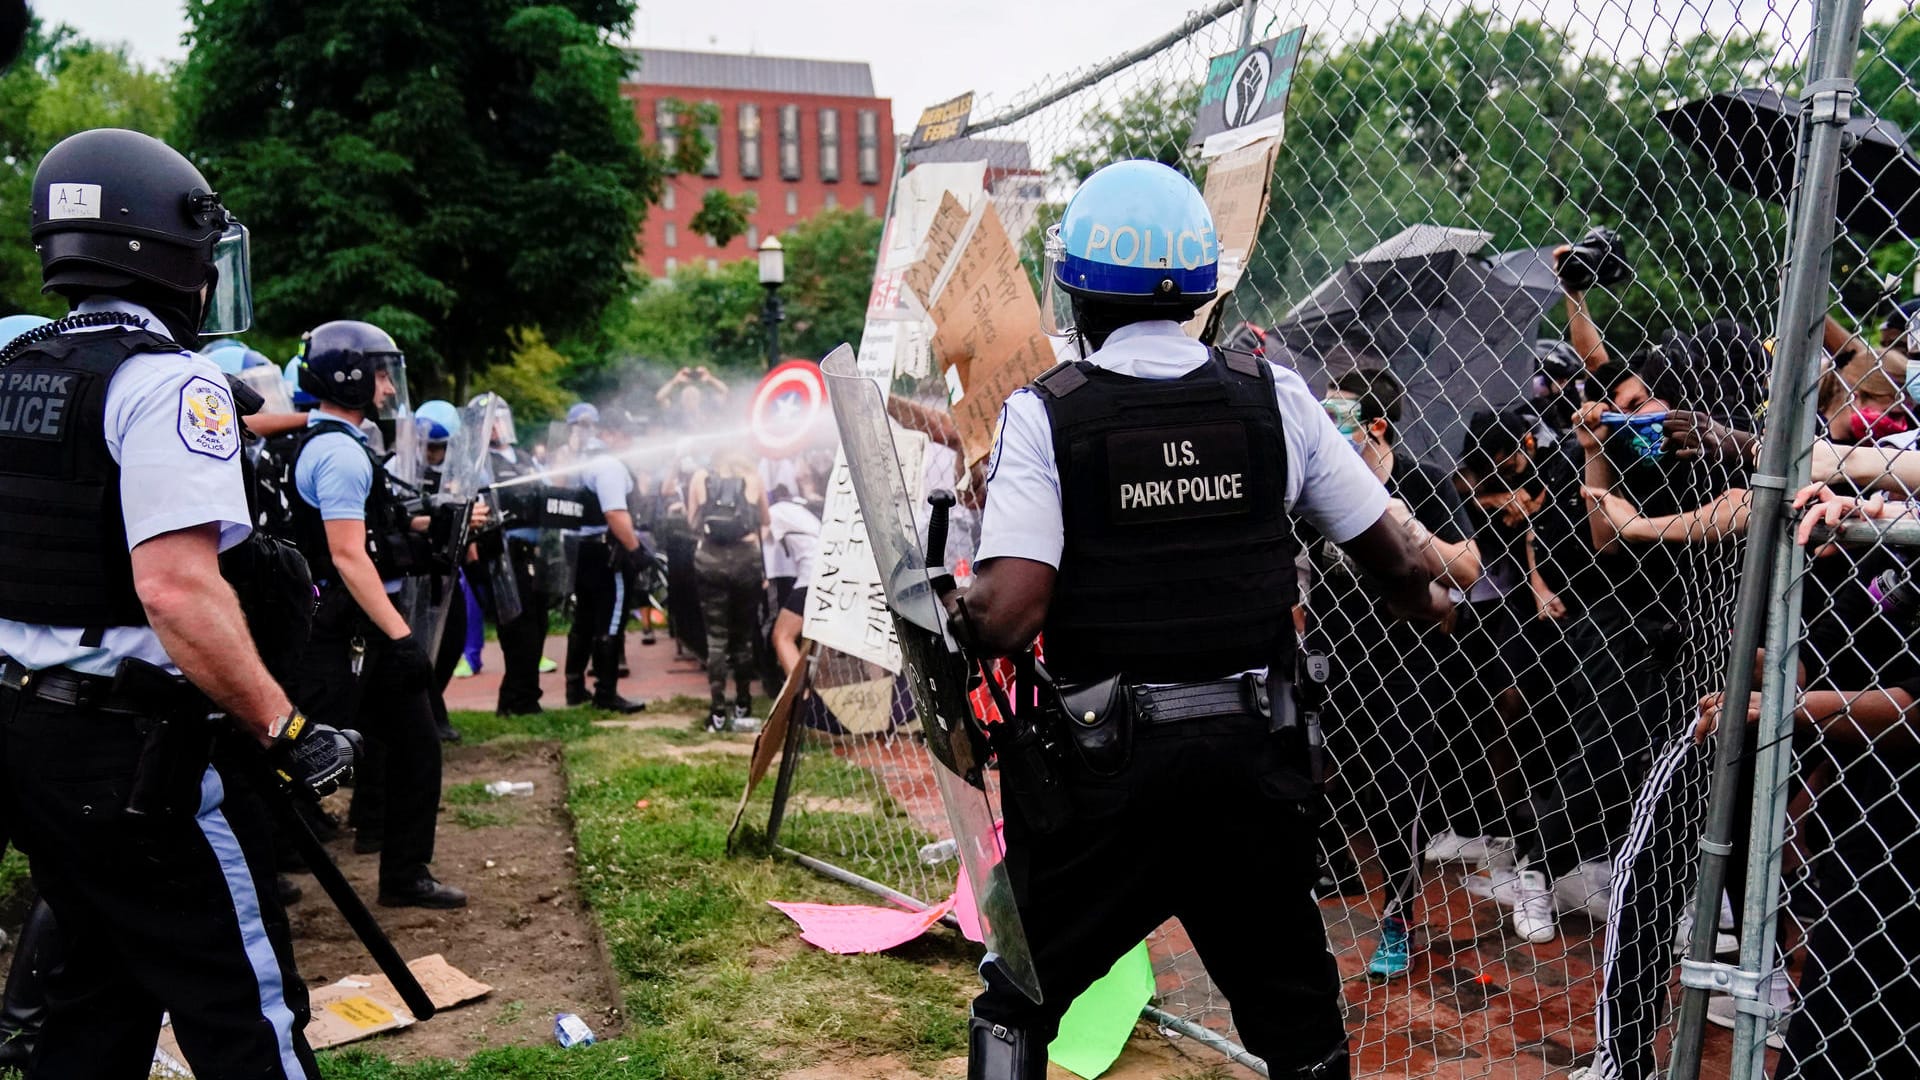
[613,543,647,576]
[269,711,363,798]
[384,632,435,693]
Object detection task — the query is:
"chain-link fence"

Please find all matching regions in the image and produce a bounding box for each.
[764,0,1920,1075]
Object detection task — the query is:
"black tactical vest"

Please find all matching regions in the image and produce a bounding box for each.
[286,417,424,584]
[1032,347,1298,684]
[0,327,185,629]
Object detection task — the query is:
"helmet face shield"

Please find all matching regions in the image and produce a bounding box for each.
[234,364,293,414]
[200,221,253,338]
[375,354,410,422]
[1039,224,1077,339]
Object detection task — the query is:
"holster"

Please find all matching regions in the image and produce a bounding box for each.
[982,656,1073,836]
[1054,673,1132,777]
[115,659,218,820]
[1296,650,1331,788]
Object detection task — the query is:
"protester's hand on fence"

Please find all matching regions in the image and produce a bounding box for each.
[1665,410,1735,463]
[1573,402,1609,454]
[1793,482,1889,551]
[1696,690,1762,743]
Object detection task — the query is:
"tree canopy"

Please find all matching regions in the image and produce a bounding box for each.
[175,0,665,397]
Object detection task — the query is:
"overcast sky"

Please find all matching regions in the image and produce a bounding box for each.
[41,0,1907,131]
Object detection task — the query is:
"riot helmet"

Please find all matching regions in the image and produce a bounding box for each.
[0,313,53,352]
[31,128,252,348]
[468,391,516,446]
[1040,160,1218,350]
[297,320,409,419]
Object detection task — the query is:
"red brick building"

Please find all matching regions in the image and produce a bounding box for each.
[623,48,895,278]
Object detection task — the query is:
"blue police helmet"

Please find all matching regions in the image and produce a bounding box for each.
[205,339,248,374]
[566,402,599,426]
[0,313,53,353]
[284,356,318,408]
[415,399,460,443]
[240,348,275,369]
[297,320,401,410]
[1054,160,1219,304]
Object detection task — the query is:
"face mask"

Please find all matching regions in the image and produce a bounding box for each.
[1322,397,1361,438]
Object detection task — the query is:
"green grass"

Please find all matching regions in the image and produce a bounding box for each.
[0,848,27,911]
[308,703,981,1078]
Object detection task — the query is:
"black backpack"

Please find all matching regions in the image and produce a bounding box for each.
[702,474,753,544]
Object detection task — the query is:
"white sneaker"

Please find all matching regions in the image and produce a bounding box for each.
[1567,1066,1617,1080]
[1510,869,1558,943]
[1424,829,1477,862]
[1553,859,1614,921]
[1704,969,1790,1050]
[1426,831,1514,864]
[1460,863,1522,902]
[1675,907,1744,957]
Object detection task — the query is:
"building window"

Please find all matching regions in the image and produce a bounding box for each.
[747,224,759,249]
[824,191,838,209]
[778,105,801,181]
[738,103,762,179]
[699,101,720,177]
[785,190,798,215]
[662,184,675,210]
[707,258,719,271]
[857,109,881,184]
[818,108,841,183]
[705,230,717,248]
[663,222,677,248]
[664,256,677,274]
[655,100,679,170]
[863,193,876,216]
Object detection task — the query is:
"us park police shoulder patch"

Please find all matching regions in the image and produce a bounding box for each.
[177,374,240,460]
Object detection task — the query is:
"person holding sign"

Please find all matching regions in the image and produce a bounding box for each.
[946,160,1452,1080]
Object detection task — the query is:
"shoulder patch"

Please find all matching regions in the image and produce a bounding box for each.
[177,374,240,460]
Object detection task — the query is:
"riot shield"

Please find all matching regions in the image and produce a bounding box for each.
[819,344,1040,1004]
[395,398,496,654]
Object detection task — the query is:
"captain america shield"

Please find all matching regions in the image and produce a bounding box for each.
[749,359,829,457]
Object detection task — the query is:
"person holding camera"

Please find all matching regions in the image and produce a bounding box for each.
[655,365,730,431]
[285,320,469,909]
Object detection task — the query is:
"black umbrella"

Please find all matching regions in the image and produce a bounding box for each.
[1272,225,1563,469]
[1658,88,1920,244]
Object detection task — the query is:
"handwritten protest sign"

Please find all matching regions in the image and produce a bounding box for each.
[802,433,927,672]
[1187,136,1282,338]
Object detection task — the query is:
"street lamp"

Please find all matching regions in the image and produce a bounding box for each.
[758,234,785,370]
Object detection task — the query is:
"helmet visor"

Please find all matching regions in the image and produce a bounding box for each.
[1038,223,1076,338]
[200,222,254,338]
[234,364,293,414]
[491,399,516,445]
[375,354,410,422]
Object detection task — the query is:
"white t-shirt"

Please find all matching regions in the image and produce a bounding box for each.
[767,499,822,583]
[977,320,1390,568]
[0,300,252,675]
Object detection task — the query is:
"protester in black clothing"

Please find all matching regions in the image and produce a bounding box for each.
[1313,367,1480,977]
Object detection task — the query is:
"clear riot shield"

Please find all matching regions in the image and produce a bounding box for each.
[819,343,1040,1004]
[395,398,496,654]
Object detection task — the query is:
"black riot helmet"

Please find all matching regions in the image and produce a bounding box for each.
[298,320,408,416]
[31,128,253,348]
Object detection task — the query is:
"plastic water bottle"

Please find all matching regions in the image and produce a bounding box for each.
[554,1012,595,1048]
[485,780,535,797]
[918,838,958,865]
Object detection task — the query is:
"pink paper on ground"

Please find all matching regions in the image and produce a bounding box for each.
[768,897,957,954]
[954,866,983,943]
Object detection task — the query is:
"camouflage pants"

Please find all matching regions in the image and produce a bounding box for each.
[694,539,763,710]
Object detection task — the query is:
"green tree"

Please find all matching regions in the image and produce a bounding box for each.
[0,24,174,316]
[778,206,884,361]
[175,0,666,398]
[689,188,757,248]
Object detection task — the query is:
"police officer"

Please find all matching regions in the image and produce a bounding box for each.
[285,320,467,908]
[0,127,333,1077]
[560,403,647,712]
[953,161,1451,1079]
[472,393,553,715]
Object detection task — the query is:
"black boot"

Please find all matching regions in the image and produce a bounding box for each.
[378,872,468,910]
[591,636,645,714]
[565,675,589,706]
[0,899,58,1069]
[968,1014,1048,1079]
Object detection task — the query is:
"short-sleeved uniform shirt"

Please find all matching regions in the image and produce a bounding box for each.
[572,438,633,539]
[294,410,406,593]
[0,300,252,676]
[978,321,1390,568]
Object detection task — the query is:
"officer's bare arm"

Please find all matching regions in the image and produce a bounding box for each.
[605,508,642,553]
[324,519,413,639]
[948,556,1056,657]
[132,524,293,746]
[1336,511,1451,623]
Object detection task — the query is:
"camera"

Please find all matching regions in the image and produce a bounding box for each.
[1556,226,1634,292]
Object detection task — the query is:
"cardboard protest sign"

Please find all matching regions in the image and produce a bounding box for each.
[908,91,974,149]
[1192,27,1305,158]
[1185,136,1282,338]
[802,432,927,672]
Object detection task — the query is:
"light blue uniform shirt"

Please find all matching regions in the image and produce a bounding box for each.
[295,411,404,593]
[0,300,252,676]
[570,438,633,538]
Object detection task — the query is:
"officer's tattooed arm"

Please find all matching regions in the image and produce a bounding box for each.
[132,524,294,746]
[1334,510,1452,625]
[943,556,1056,657]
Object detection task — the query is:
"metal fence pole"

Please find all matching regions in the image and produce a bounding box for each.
[1666,0,1868,1076]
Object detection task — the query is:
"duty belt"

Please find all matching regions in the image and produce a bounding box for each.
[1132,673,1272,727]
[0,656,145,713]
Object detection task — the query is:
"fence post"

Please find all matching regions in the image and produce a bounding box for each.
[1666,0,1868,1076]
[1238,0,1258,47]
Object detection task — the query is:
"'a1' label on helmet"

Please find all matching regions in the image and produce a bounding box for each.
[46,184,103,221]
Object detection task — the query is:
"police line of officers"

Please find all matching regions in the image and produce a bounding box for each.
[0,128,1444,1079]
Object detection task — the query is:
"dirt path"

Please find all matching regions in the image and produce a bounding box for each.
[287,740,623,1061]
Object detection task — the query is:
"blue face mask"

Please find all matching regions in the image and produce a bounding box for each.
[1903,360,1920,410]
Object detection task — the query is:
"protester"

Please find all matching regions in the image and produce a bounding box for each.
[689,449,769,731]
